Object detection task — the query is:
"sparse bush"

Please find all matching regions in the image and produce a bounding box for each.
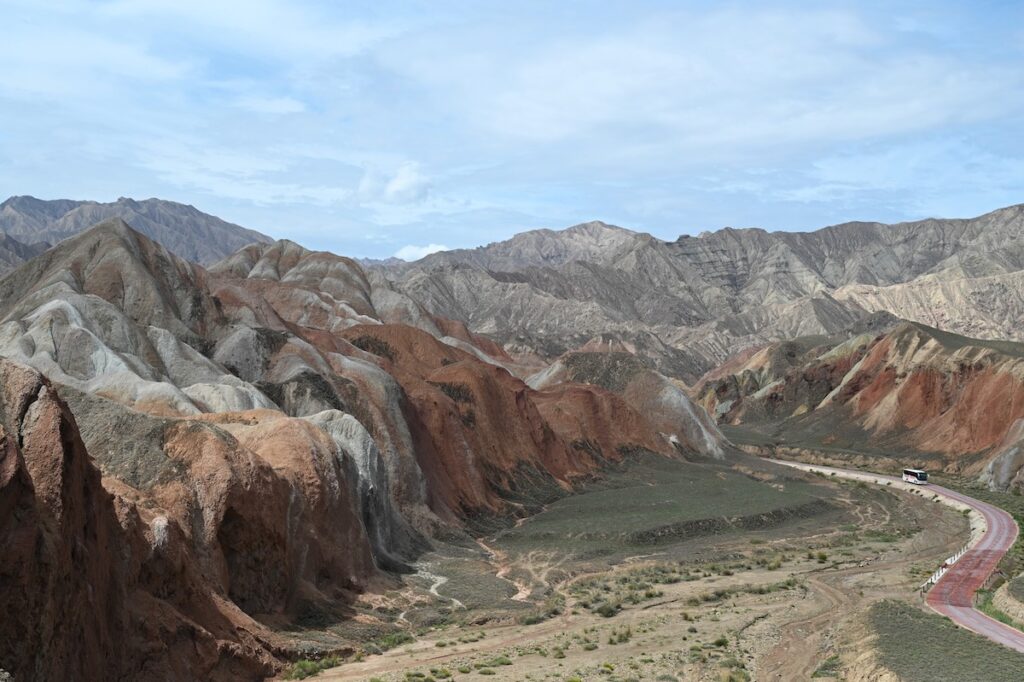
[282,657,341,679]
[429,381,474,403]
[811,655,841,678]
[350,335,396,361]
[375,631,414,651]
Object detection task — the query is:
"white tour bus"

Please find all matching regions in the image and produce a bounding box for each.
[902,468,928,485]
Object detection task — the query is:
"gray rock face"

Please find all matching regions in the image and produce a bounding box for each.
[0,195,271,264]
[0,232,49,276]
[304,410,414,569]
[377,206,1024,381]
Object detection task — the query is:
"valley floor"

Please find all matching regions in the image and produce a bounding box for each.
[270,454,1021,681]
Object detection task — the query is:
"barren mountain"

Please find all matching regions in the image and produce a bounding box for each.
[0,220,729,677]
[378,205,1024,381]
[0,195,272,264]
[0,232,48,276]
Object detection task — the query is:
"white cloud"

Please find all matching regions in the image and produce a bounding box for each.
[385,7,1022,166]
[393,243,448,261]
[358,162,431,205]
[384,162,431,203]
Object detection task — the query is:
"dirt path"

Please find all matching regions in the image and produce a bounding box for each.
[757,467,968,679]
[760,575,847,679]
[413,563,465,610]
[474,538,532,602]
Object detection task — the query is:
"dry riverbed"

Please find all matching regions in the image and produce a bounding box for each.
[287,469,970,682]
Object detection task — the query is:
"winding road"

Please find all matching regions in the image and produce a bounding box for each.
[773,459,1024,653]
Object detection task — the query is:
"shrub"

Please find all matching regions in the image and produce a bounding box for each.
[376,631,415,651]
[350,335,396,361]
[429,381,474,403]
[282,657,341,680]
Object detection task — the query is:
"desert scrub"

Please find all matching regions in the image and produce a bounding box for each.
[870,599,1024,681]
[282,656,340,679]
[519,594,564,624]
[350,335,397,361]
[811,655,841,678]
[1009,573,1024,603]
[428,381,474,403]
[976,589,1024,630]
[373,631,414,651]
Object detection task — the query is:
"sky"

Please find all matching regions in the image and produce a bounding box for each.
[2,1,1023,259]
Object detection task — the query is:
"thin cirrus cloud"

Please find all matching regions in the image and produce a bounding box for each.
[0,1,1023,257]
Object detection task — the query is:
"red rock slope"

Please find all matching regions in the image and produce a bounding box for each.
[695,321,1024,485]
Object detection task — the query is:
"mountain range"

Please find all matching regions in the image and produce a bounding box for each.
[375,206,1024,381]
[4,195,1024,677]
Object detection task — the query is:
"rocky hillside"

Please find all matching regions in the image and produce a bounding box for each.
[694,320,1024,489]
[377,205,1024,381]
[0,220,729,678]
[0,232,48,276]
[0,195,272,264]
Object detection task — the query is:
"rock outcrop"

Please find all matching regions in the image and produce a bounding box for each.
[0,359,285,681]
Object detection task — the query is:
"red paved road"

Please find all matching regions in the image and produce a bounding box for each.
[772,460,1024,653]
[923,484,1024,652]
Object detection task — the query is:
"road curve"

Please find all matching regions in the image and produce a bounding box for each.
[771,459,1024,653]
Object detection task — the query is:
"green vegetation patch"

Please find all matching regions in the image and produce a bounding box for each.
[977,589,1024,631]
[282,656,340,679]
[372,630,415,651]
[869,600,1024,681]
[494,453,826,561]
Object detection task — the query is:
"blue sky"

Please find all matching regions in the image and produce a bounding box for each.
[2,1,1023,259]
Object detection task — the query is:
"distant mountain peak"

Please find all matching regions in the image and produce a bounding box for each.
[0,196,272,266]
